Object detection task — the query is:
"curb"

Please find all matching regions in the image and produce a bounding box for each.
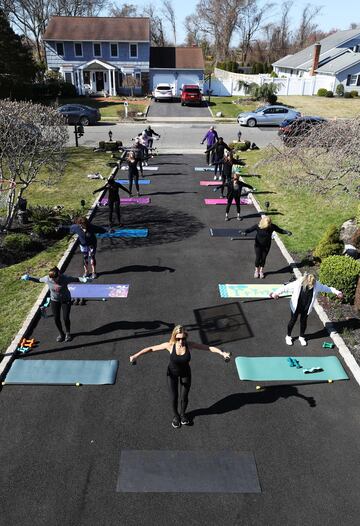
[248,186,360,387]
[0,192,104,381]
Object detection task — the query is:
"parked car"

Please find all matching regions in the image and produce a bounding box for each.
[57,104,101,126]
[237,105,301,127]
[278,117,298,137]
[281,116,327,145]
[153,84,174,101]
[180,84,202,106]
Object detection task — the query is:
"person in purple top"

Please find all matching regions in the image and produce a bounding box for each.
[201,126,219,165]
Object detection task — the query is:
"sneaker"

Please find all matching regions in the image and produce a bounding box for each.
[73,298,80,305]
[172,416,181,429]
[65,333,72,342]
[213,175,217,180]
[137,192,141,197]
[259,270,265,279]
[299,336,307,346]
[56,334,65,342]
[225,214,229,221]
[83,272,90,279]
[237,215,242,221]
[254,269,259,278]
[79,298,85,306]
[91,272,98,280]
[180,415,190,425]
[285,335,293,346]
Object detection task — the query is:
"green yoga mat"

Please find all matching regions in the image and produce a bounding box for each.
[4,359,119,385]
[235,356,349,382]
[219,284,290,298]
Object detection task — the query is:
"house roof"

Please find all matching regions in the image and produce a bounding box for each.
[149,47,204,69]
[43,16,150,42]
[273,28,360,70]
[316,51,360,74]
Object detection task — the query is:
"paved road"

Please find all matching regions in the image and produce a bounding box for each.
[74,123,280,151]
[1,154,360,525]
[147,99,212,118]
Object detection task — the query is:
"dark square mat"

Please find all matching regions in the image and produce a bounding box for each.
[117,450,261,493]
[194,302,253,345]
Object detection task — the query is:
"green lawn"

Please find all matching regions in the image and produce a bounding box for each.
[0,147,110,355]
[208,96,258,118]
[57,97,149,119]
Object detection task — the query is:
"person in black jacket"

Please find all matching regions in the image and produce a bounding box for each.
[206,137,232,180]
[241,216,292,278]
[126,150,142,196]
[220,172,254,221]
[93,177,130,227]
[219,151,246,197]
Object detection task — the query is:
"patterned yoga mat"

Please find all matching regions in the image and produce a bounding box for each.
[195,167,215,172]
[100,197,150,206]
[120,166,158,171]
[219,284,290,298]
[115,179,150,185]
[68,284,129,298]
[205,198,252,205]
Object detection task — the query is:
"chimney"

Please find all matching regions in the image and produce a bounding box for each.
[310,42,321,76]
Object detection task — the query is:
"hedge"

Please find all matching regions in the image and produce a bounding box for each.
[319,255,360,303]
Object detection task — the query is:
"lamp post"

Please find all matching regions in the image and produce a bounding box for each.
[108,130,113,142]
[74,124,84,147]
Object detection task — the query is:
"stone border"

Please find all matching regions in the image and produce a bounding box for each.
[0,193,103,381]
[248,190,360,386]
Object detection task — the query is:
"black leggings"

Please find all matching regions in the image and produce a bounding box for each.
[255,244,270,267]
[108,200,120,224]
[51,300,71,335]
[226,193,241,214]
[287,306,308,337]
[128,173,139,194]
[214,160,223,177]
[206,150,214,165]
[167,369,191,417]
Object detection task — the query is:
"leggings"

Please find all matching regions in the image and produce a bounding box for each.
[214,160,223,177]
[255,244,270,267]
[226,193,241,214]
[51,300,71,335]
[287,306,308,337]
[206,150,214,165]
[167,369,191,417]
[128,173,139,194]
[108,200,120,224]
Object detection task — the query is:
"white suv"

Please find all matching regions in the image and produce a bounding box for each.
[153,84,173,101]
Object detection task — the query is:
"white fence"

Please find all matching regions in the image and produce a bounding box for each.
[204,68,336,97]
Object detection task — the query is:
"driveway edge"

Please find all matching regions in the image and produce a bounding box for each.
[248,190,360,387]
[0,194,102,382]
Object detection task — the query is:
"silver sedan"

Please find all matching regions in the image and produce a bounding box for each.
[237,105,301,127]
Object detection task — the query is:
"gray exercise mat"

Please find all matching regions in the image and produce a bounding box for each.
[117,450,261,493]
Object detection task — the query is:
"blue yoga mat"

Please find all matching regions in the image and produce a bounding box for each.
[115,179,150,185]
[235,356,349,382]
[97,228,148,239]
[5,360,119,385]
[68,284,129,298]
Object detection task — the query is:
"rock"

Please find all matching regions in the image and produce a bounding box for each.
[216,111,223,117]
[339,219,357,243]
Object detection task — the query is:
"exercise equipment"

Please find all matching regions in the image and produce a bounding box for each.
[100,197,150,206]
[116,450,261,493]
[322,342,334,349]
[287,357,301,369]
[219,284,290,299]
[210,228,255,238]
[19,338,37,348]
[205,198,252,205]
[115,179,150,185]
[97,228,148,239]
[68,284,129,299]
[3,359,119,385]
[235,356,349,382]
[303,367,323,374]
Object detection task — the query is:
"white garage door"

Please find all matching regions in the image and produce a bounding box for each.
[177,74,202,95]
[152,73,176,93]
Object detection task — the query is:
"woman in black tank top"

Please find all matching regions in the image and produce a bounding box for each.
[130,325,231,429]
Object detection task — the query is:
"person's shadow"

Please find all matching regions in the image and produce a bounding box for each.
[100,264,175,276]
[188,385,316,422]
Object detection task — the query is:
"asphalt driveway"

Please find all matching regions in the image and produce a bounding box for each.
[147,99,212,118]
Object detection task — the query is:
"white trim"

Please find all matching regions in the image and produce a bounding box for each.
[93,42,102,58]
[74,42,83,57]
[129,43,138,59]
[151,68,204,71]
[77,59,115,71]
[45,39,149,43]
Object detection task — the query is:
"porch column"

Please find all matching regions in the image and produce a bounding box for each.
[80,69,85,95]
[108,69,112,96]
[112,70,116,96]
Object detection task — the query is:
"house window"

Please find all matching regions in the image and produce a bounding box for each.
[56,42,64,56]
[93,43,101,57]
[74,43,83,57]
[64,72,72,84]
[110,43,118,57]
[350,74,358,86]
[129,43,138,58]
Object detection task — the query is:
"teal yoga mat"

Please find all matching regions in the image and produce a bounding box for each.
[235,356,349,382]
[219,284,290,298]
[4,360,119,385]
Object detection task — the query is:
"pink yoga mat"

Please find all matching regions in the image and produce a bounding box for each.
[200,181,220,186]
[205,198,252,205]
[100,197,150,206]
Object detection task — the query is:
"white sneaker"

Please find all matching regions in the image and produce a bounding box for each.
[214,175,217,180]
[254,269,259,278]
[299,336,307,346]
[225,214,229,221]
[285,335,293,346]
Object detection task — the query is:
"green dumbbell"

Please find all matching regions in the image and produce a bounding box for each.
[322,342,334,349]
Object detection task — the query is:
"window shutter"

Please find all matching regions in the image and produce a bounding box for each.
[346,75,351,86]
[357,75,360,86]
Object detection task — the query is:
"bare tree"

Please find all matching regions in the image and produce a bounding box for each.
[142,3,167,46]
[237,0,275,63]
[0,100,68,229]
[109,2,137,17]
[294,3,322,51]
[163,0,176,45]
[184,14,201,46]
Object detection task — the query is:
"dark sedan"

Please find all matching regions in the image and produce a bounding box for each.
[281,116,327,145]
[58,104,101,126]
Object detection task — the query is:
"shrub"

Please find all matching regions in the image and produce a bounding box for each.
[3,233,35,252]
[336,84,345,97]
[344,92,352,98]
[325,90,334,98]
[350,90,359,98]
[267,93,278,104]
[319,255,360,303]
[232,141,251,152]
[317,88,328,97]
[59,82,77,98]
[313,224,343,261]
[270,71,278,78]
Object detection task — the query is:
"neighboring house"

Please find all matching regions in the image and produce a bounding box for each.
[43,16,150,95]
[272,29,360,93]
[149,47,205,95]
[43,16,205,97]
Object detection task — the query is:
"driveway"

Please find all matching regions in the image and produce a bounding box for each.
[147,99,212,118]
